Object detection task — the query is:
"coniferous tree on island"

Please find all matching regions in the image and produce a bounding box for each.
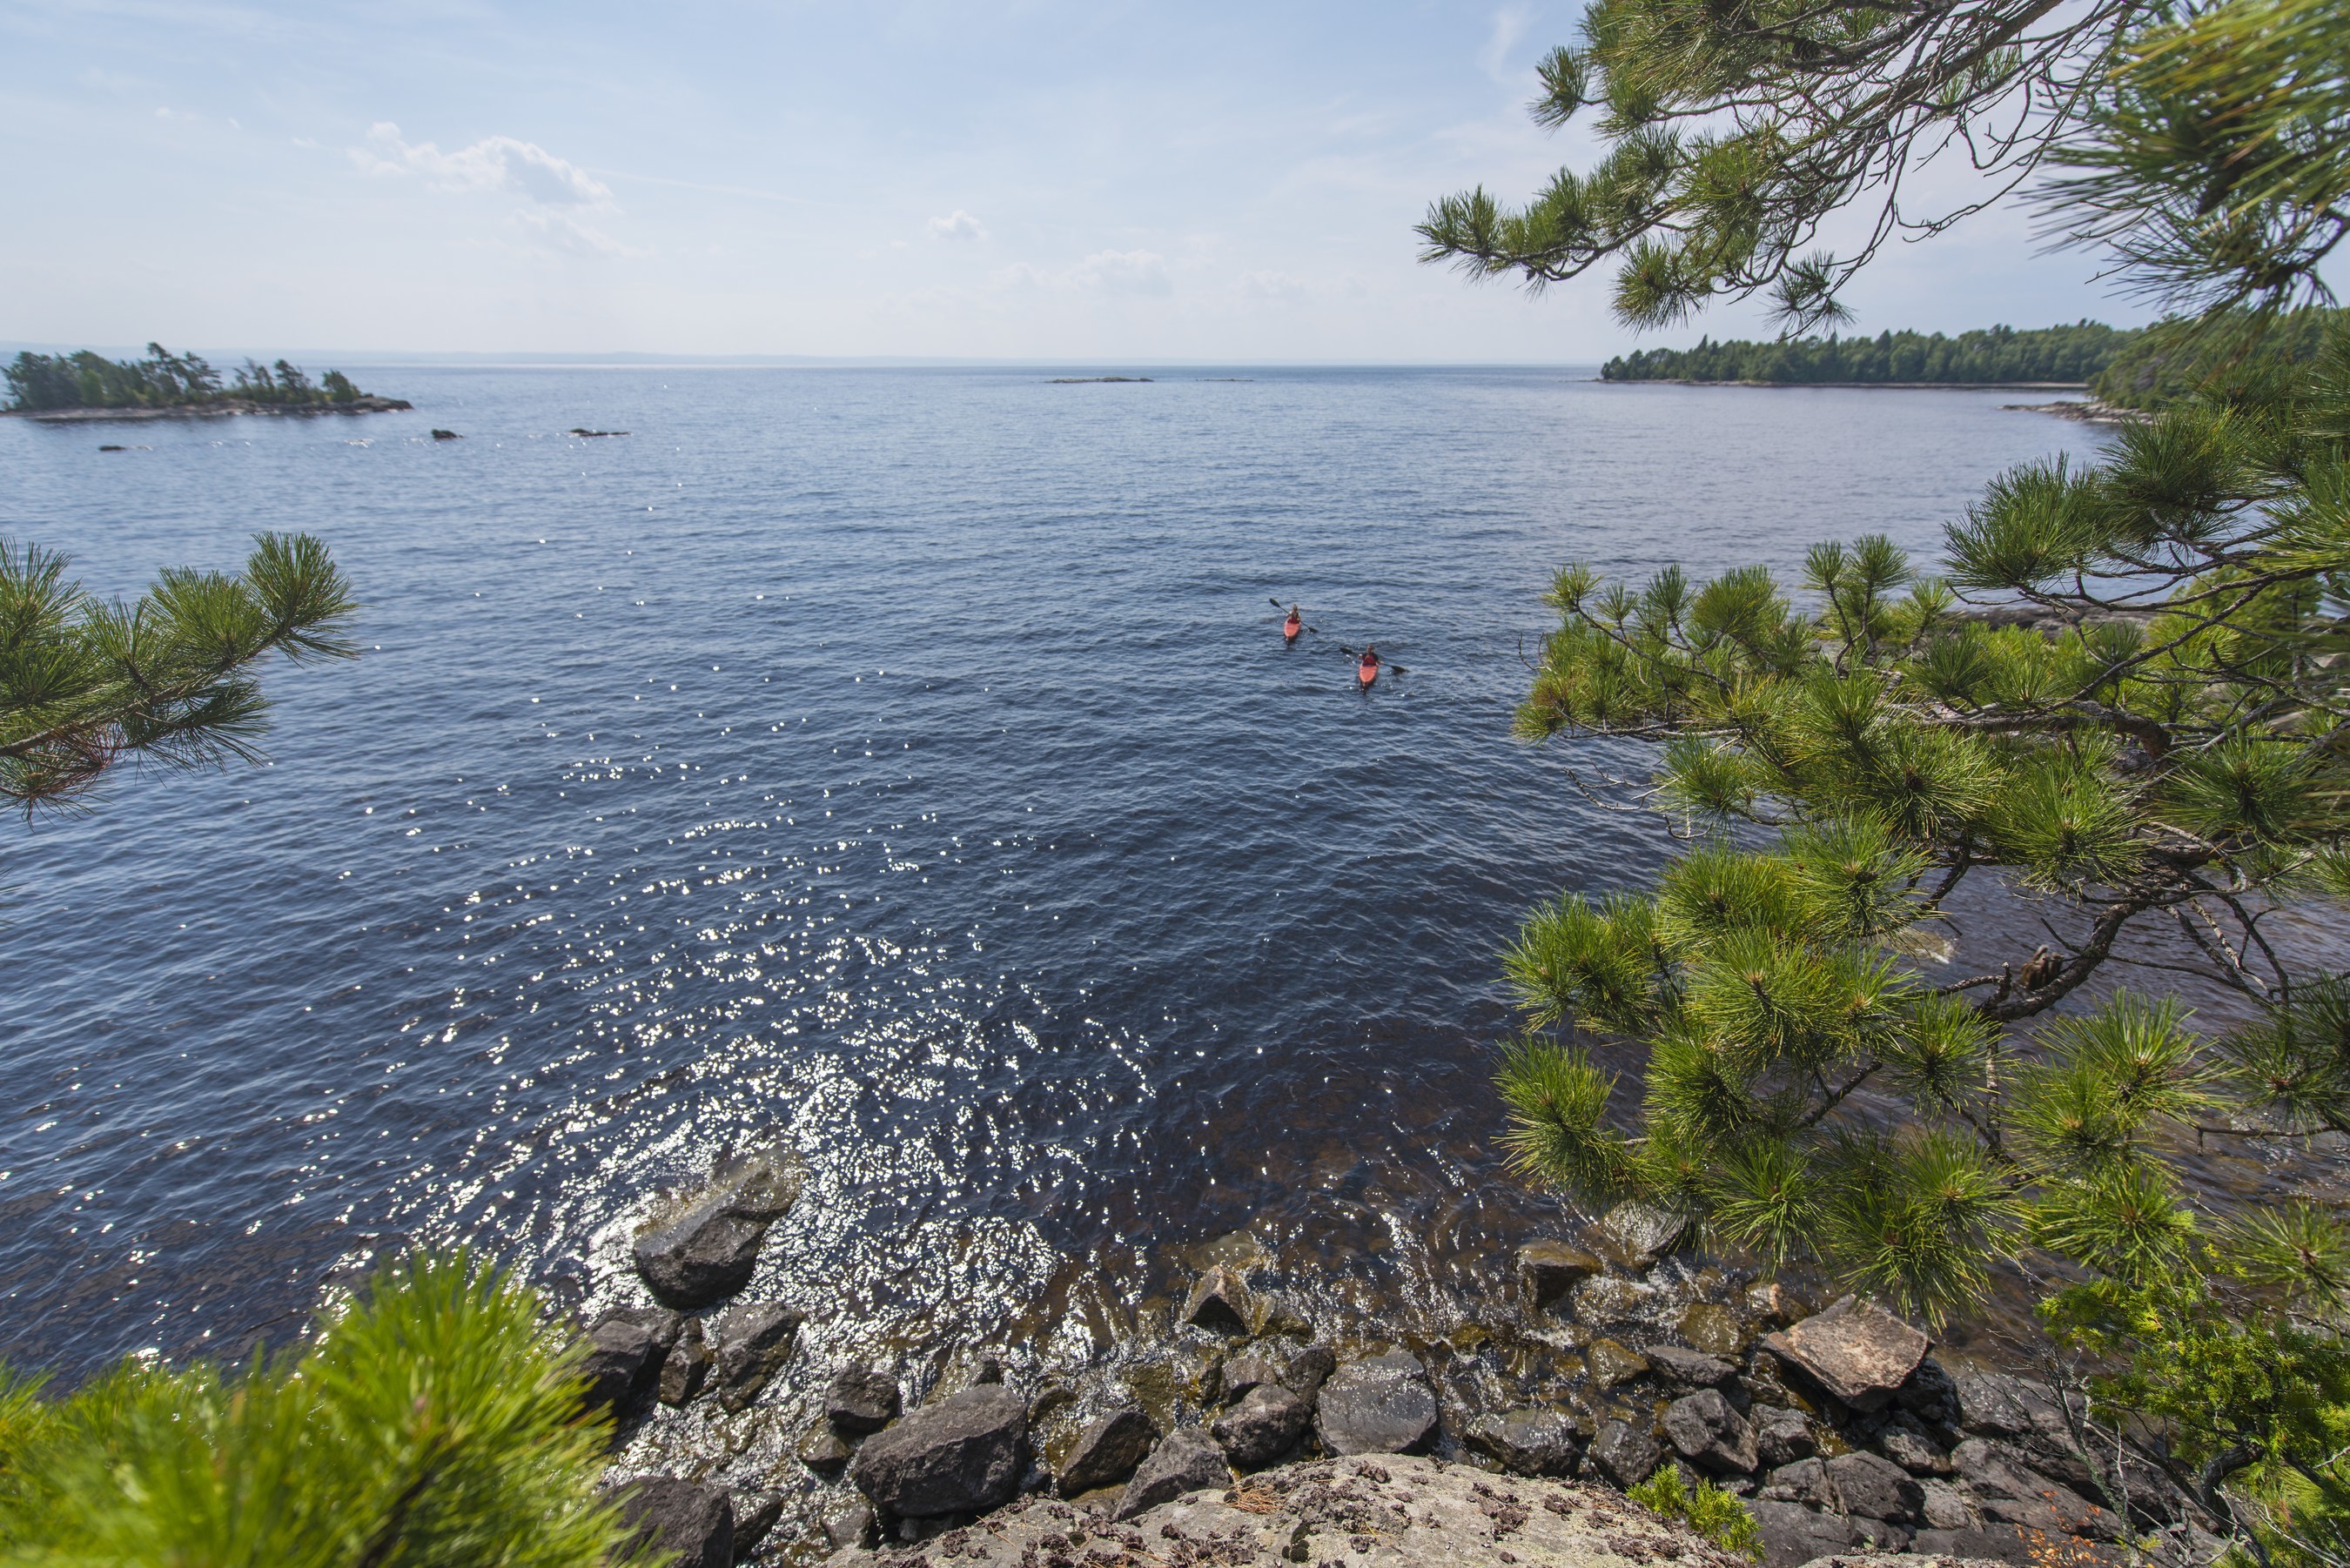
[1431,0,2350,1560]
[3,345,394,413]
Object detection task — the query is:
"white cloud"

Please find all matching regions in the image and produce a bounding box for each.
[927,209,987,242]
[352,122,611,206]
[1236,270,1308,298]
[516,209,641,259]
[994,248,1173,296]
[1479,4,1536,82]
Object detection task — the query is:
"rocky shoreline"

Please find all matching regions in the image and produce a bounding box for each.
[573,1157,2219,1568]
[5,396,413,423]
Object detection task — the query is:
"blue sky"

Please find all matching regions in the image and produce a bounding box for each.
[0,1,2158,361]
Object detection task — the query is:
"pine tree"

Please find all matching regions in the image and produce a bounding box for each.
[1,533,356,814]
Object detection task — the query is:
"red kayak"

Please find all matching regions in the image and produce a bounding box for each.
[1357,657,1379,685]
[1284,616,1301,641]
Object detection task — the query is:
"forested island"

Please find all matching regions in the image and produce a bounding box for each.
[1601,320,2132,388]
[3,343,408,418]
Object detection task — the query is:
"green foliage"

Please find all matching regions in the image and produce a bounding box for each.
[0,533,356,813]
[2092,310,2349,411]
[3,345,379,412]
[0,1253,637,1568]
[1418,0,2343,329]
[1628,1465,1762,1558]
[1604,323,2137,386]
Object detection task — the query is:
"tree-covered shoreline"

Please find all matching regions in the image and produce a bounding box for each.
[3,343,403,414]
[1601,322,2135,389]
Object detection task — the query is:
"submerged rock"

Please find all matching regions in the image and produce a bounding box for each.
[631,1150,802,1309]
[614,1476,733,1568]
[853,1383,1031,1519]
[1586,1200,1689,1270]
[1183,1265,1257,1335]
[1313,1351,1438,1456]
[1516,1241,1603,1309]
[1761,1296,1929,1412]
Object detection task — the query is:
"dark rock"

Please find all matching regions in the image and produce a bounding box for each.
[1874,1407,1955,1475]
[1895,1357,1963,1427]
[1588,1417,1662,1489]
[800,1424,856,1474]
[1745,1283,1803,1329]
[1761,1296,1930,1412]
[1464,1408,1582,1478]
[1221,1355,1284,1402]
[1282,1345,1336,1399]
[1749,1499,1861,1568]
[1663,1390,1758,1473]
[631,1152,802,1309]
[98,444,126,452]
[1825,1451,1924,1524]
[1952,1371,2068,1442]
[1517,1241,1604,1308]
[659,1320,712,1407]
[1313,1351,1438,1456]
[820,1499,877,1551]
[1212,1384,1310,1469]
[1850,1517,1915,1552]
[1758,1457,1838,1509]
[580,1310,672,1420]
[1921,1478,1977,1530]
[1587,1200,1689,1271]
[1114,1428,1229,1520]
[1644,1344,1739,1392]
[1058,1406,1158,1496]
[708,1301,802,1412]
[1183,1266,1257,1335]
[615,1477,734,1568]
[1961,1444,2125,1541]
[828,1366,903,1435]
[1913,1524,2055,1565]
[431,428,461,439]
[852,1383,1031,1519]
[1752,1405,1816,1469]
[1677,1303,1753,1358]
[732,1491,784,1556]
[1586,1337,1650,1390]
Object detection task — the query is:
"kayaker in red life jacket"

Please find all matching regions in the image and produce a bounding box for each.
[1358,645,1380,684]
[1284,605,1303,641]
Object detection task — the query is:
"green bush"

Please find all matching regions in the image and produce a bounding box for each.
[1628,1465,1762,1558]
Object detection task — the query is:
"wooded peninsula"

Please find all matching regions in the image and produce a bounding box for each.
[3,343,406,416]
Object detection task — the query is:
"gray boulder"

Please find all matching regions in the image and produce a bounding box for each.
[1920,1478,1977,1531]
[1643,1344,1739,1392]
[852,1384,1031,1519]
[1664,1390,1758,1473]
[1057,1405,1158,1496]
[1951,1370,2065,1439]
[1182,1266,1256,1335]
[1588,1417,1662,1489]
[1463,1408,1582,1478]
[820,1499,877,1551]
[658,1319,712,1407]
[1758,1458,1838,1510]
[1114,1428,1230,1520]
[580,1309,676,1419]
[1313,1351,1438,1456]
[631,1152,802,1309]
[1752,1405,1817,1469]
[1761,1296,1930,1412]
[708,1301,802,1412]
[1826,1451,1924,1524]
[1517,1241,1604,1308]
[1212,1384,1311,1469]
[614,1477,734,1568]
[1220,1355,1285,1403]
[1873,1407,1955,1474]
[1282,1345,1336,1399]
[1749,1499,1861,1568]
[828,1366,903,1435]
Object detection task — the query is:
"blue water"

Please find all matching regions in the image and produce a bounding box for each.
[0,367,2115,1378]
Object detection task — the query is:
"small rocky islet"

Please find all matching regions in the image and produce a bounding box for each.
[581,1161,2197,1568]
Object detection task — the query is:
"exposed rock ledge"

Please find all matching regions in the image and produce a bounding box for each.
[829,1454,1812,1568]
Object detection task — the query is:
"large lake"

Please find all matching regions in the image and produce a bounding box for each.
[0,366,2116,1377]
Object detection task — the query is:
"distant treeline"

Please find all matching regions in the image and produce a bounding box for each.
[1601,322,2136,387]
[3,344,373,412]
[2089,308,2345,409]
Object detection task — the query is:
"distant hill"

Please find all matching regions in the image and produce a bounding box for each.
[1601,322,2137,387]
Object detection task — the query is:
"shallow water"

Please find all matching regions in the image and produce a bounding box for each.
[0,366,2138,1388]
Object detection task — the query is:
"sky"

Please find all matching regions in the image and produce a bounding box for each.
[0,1,2165,363]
